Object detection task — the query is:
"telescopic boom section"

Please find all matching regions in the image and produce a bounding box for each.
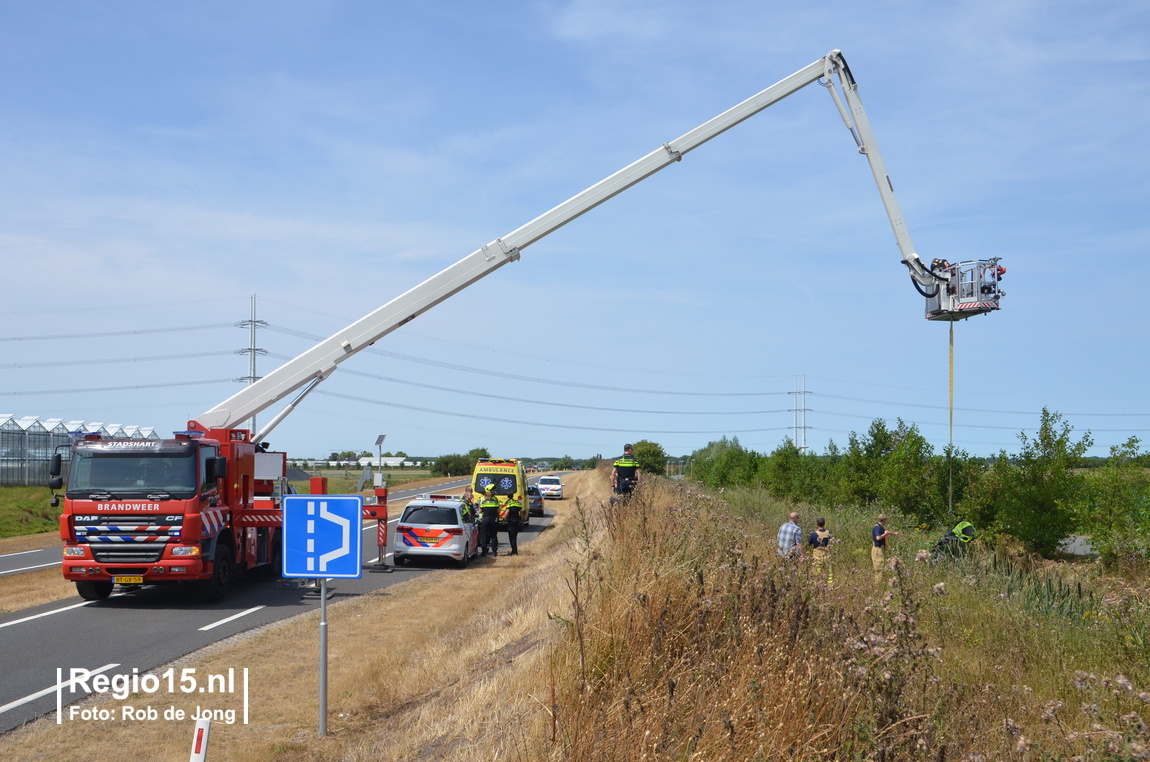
[191,50,954,436]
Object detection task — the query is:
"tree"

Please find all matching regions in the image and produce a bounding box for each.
[761,439,802,500]
[1076,437,1150,570]
[632,440,668,476]
[688,437,757,489]
[552,455,576,470]
[876,421,935,522]
[431,453,470,477]
[996,408,1093,556]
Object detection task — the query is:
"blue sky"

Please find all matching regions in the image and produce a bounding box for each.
[2,1,1148,461]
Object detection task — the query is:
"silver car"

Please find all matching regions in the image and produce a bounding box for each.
[526,484,545,516]
[392,494,478,569]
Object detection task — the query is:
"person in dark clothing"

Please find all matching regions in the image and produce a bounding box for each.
[478,484,501,557]
[872,513,900,580]
[611,443,641,496]
[503,495,523,555]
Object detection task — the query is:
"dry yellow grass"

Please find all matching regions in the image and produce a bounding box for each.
[3,470,1148,759]
[0,530,60,555]
[0,471,606,761]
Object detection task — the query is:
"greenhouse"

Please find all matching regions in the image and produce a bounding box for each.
[0,415,159,486]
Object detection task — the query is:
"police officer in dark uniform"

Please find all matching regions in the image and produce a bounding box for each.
[611,443,641,496]
[503,494,523,555]
[478,484,501,557]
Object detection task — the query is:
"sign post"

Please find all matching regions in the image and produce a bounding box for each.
[282,494,363,736]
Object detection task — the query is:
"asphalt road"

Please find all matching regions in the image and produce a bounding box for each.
[0,476,557,734]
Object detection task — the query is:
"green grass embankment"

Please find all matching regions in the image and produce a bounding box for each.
[0,486,58,539]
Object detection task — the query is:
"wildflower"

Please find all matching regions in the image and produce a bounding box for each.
[1115,675,1135,694]
[1004,718,1021,737]
[1138,691,1150,704]
[1016,735,1031,752]
[1040,700,1062,722]
[998,593,1007,599]
[1082,703,1099,715]
[1023,685,1033,695]
[933,582,947,595]
[915,550,930,562]
[1120,713,1147,734]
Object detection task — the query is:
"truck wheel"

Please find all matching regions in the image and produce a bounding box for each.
[76,580,113,601]
[198,546,235,601]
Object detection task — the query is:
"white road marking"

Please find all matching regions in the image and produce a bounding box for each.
[198,605,266,631]
[0,561,62,576]
[0,549,44,559]
[0,662,119,717]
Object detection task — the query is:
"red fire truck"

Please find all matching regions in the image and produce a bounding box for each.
[50,428,288,600]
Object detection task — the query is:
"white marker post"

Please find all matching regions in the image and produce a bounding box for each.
[189,717,211,761]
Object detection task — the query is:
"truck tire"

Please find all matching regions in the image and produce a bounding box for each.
[75,580,114,601]
[198,546,235,601]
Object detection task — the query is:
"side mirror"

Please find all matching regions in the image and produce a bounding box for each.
[206,457,227,482]
[48,476,63,490]
[49,454,62,478]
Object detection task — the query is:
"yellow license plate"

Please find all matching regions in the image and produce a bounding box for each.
[114,576,144,585]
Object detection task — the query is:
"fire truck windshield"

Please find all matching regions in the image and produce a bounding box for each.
[68,451,197,495]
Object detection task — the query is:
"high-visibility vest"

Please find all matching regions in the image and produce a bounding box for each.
[478,497,501,521]
[613,456,639,481]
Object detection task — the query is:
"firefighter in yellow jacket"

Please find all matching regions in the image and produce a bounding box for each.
[808,516,834,586]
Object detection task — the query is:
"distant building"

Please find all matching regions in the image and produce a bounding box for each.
[0,413,159,486]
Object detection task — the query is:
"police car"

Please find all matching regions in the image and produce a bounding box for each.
[537,475,564,499]
[392,494,479,569]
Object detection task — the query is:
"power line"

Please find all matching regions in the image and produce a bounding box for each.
[817,393,1150,418]
[0,351,236,369]
[0,380,233,396]
[266,352,789,416]
[0,323,235,342]
[315,389,795,435]
[263,325,790,397]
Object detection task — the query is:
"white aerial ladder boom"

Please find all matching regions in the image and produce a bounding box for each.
[190,49,1003,441]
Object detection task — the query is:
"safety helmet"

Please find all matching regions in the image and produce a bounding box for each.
[484,484,495,493]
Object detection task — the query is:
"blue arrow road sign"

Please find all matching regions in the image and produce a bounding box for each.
[282,495,363,578]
